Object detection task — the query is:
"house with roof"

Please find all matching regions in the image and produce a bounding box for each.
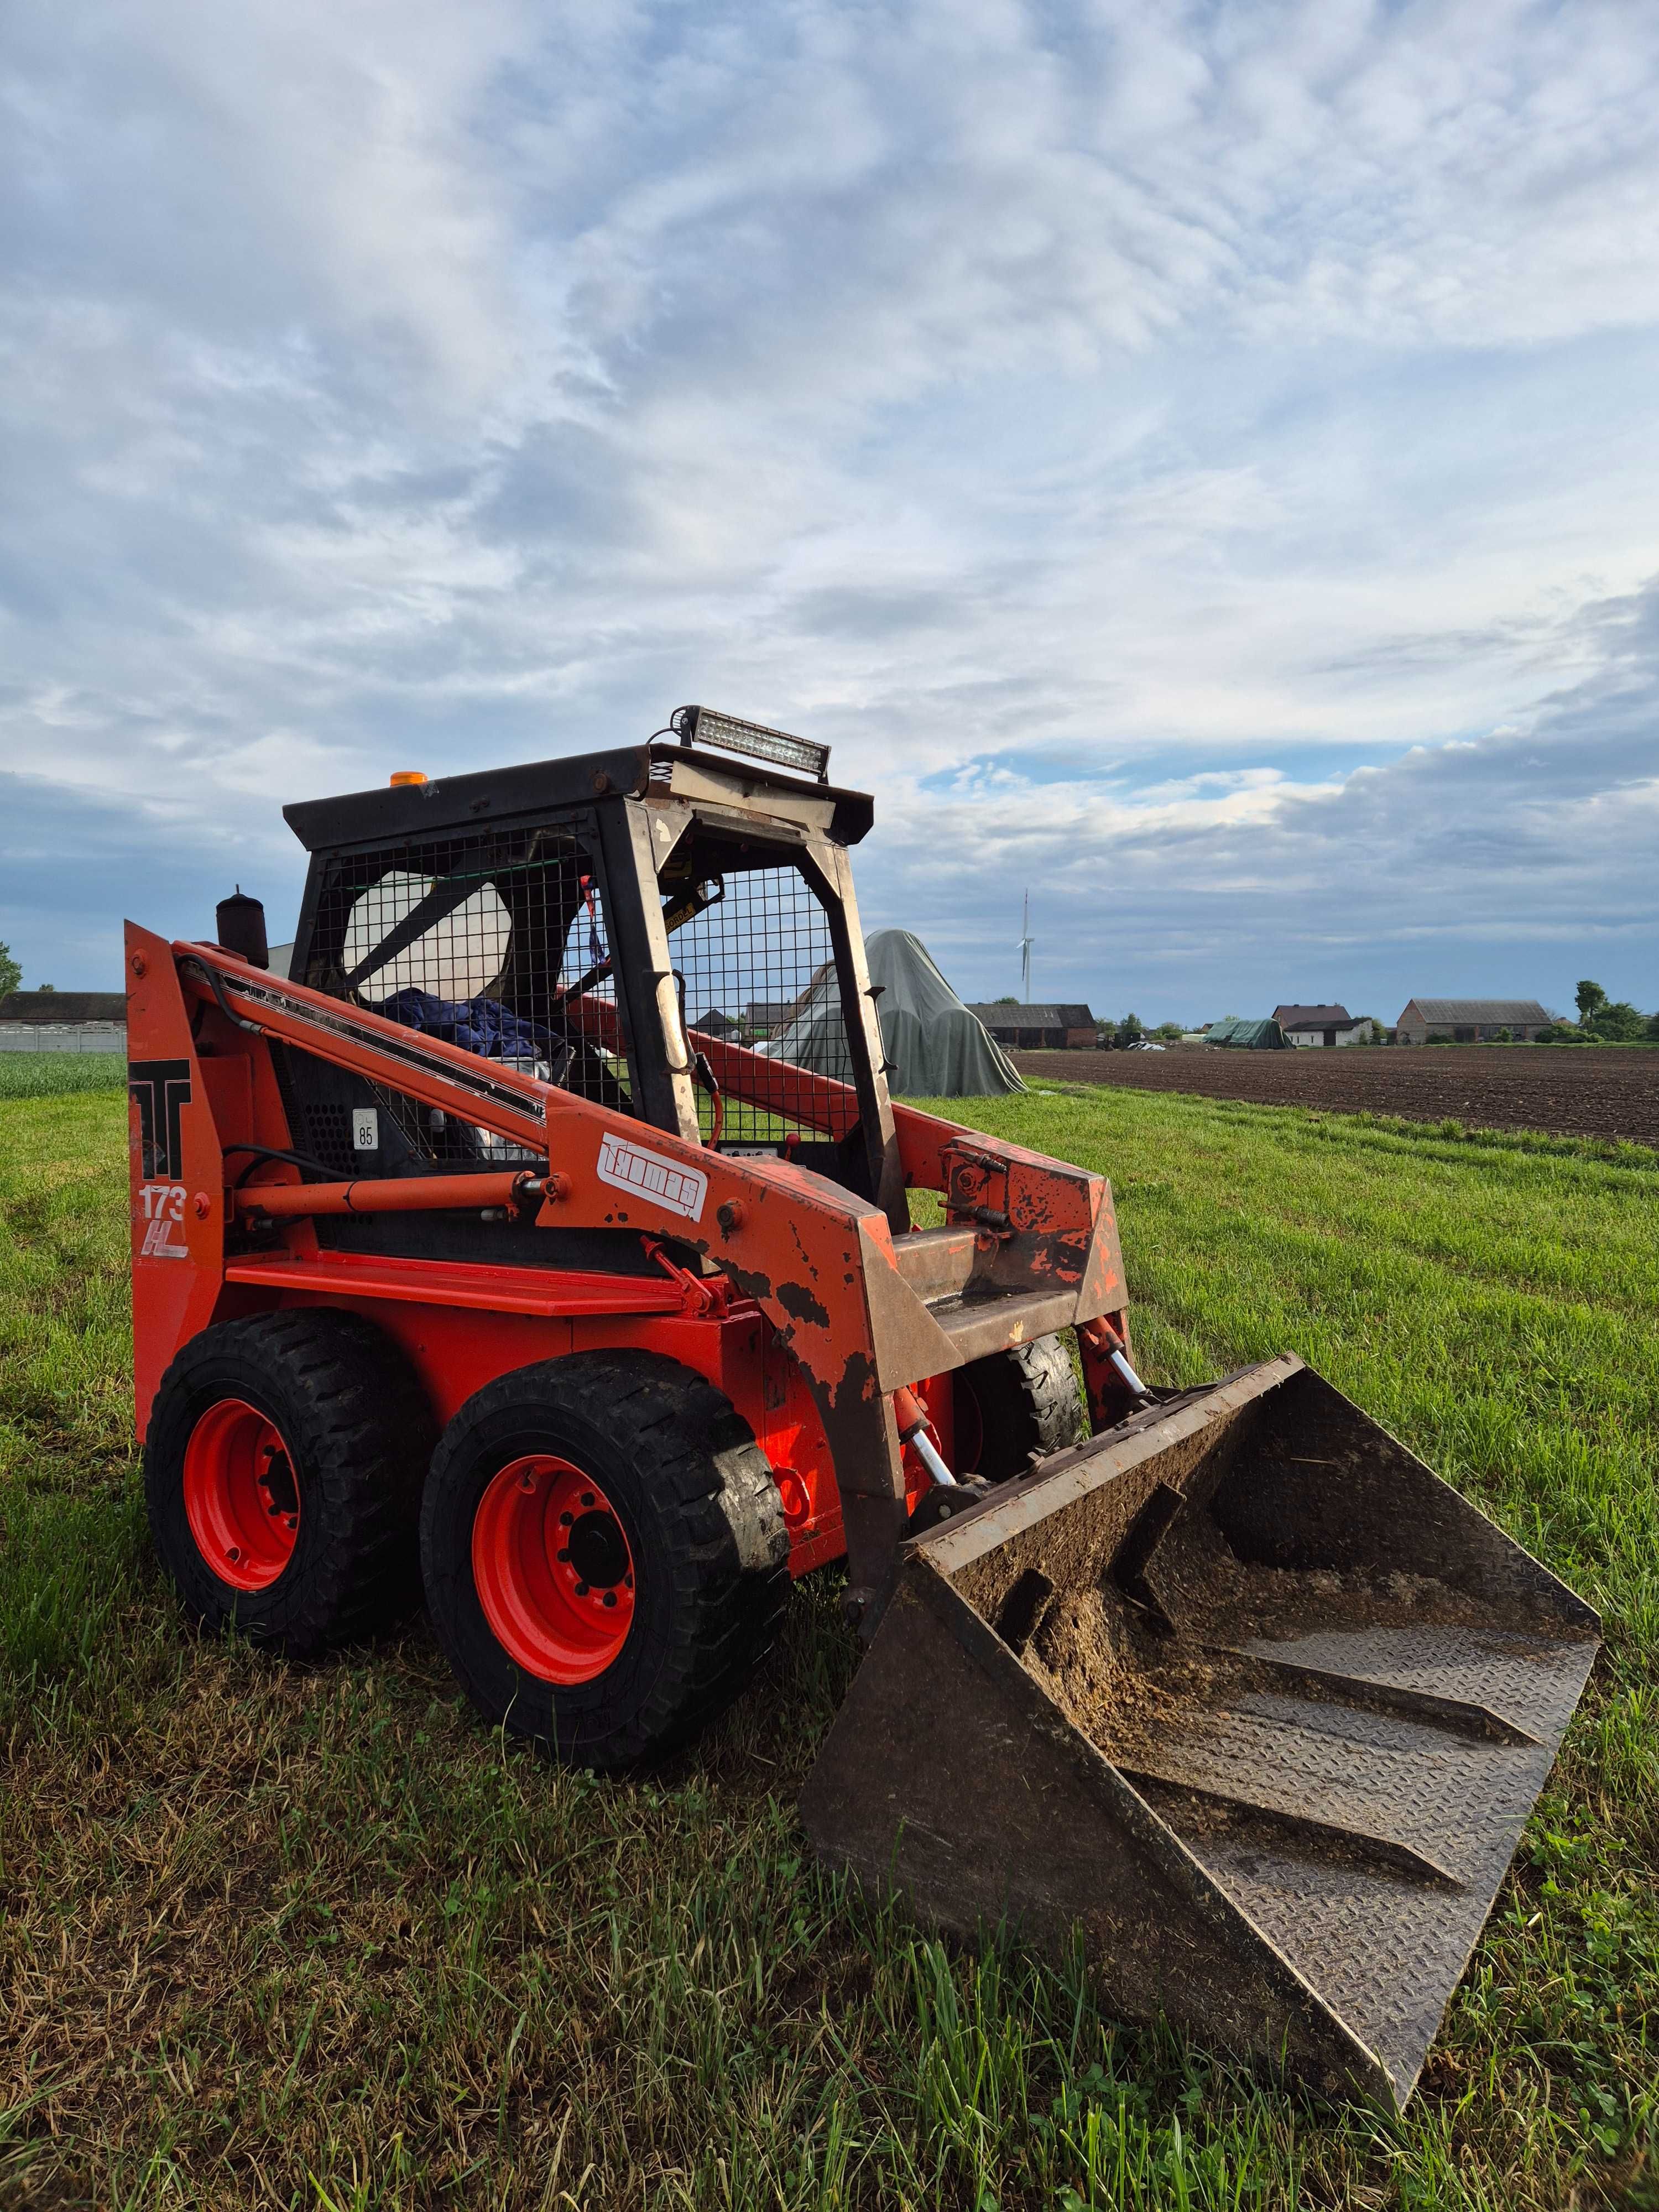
[1272,1003,1374,1048]
[1395,998,1552,1045]
[965,1002,1097,1050]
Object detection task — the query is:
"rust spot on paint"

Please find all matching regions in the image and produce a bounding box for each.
[790,1222,820,1279]
[778,1279,831,1330]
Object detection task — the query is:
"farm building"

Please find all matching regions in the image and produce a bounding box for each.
[1,992,126,1025]
[1272,1003,1375,1047]
[966,1001,1096,1050]
[0,990,127,1053]
[1396,997,1552,1044]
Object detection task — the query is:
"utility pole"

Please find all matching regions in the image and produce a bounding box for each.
[1018,891,1034,1003]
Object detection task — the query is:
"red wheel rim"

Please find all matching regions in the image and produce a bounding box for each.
[472,1456,635,1684]
[182,1397,301,1592]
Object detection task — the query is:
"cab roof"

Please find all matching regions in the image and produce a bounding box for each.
[284,740,875,854]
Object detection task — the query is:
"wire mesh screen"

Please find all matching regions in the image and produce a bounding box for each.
[291,822,629,1170]
[672,864,854,1146]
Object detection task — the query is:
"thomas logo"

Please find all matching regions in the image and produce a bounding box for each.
[596,1133,707,1222]
[128,1058,192,1181]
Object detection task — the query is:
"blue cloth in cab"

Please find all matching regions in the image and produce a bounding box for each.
[380,989,547,1061]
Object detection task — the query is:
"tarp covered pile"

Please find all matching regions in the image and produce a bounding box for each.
[1206,1017,1287,1048]
[761,929,1024,1097]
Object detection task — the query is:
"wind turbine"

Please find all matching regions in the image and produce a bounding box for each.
[1018,890,1034,1003]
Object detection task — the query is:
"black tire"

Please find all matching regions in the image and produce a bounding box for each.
[954,1334,1086,1481]
[420,1350,789,1771]
[144,1310,436,1657]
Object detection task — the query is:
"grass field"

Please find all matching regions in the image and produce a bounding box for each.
[1,1080,1655,2210]
[0,1053,128,1103]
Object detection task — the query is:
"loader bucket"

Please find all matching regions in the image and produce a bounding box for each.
[800,1355,1600,2107]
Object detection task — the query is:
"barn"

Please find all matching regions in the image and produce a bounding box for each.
[1395,998,1552,1044]
[965,1002,1097,1050]
[0,990,128,1053]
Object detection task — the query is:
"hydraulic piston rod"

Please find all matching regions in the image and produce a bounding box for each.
[235,1169,546,1220]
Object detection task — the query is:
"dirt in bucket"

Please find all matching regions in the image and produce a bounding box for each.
[1010,1501,1490,1773]
[1019,1582,1220,1768]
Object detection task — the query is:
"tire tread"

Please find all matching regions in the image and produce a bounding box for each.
[421,1349,789,1770]
[145,1309,434,1656]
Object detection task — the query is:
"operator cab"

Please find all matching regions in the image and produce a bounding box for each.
[272,710,901,1261]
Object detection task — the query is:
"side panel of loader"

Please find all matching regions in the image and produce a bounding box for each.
[126,922,232,1435]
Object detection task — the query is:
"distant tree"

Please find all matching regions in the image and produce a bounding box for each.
[1154,1021,1183,1040]
[0,942,19,1002]
[1590,999,1646,1041]
[1648,1010,1659,1041]
[1114,1013,1144,1050]
[1575,979,1608,1024]
[993,995,1018,1005]
[35,982,54,993]
[1496,1027,1512,1044]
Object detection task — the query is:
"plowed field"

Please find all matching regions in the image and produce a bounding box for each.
[1010,1043,1659,1147]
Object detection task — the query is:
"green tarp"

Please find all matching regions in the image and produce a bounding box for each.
[763,930,1025,1097]
[1207,1017,1287,1048]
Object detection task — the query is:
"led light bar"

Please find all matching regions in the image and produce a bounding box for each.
[670,705,830,782]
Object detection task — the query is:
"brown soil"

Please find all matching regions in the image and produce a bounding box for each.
[1010,1043,1659,1149]
[1014,1506,1489,1771]
[1019,1581,1190,1765]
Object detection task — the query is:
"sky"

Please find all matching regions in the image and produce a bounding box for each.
[3,0,1658,1025]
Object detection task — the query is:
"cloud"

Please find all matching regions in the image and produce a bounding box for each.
[0,768,298,987]
[2,0,1658,1016]
[865,582,1659,1014]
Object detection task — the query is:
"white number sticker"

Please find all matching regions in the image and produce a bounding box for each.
[353,1108,379,1151]
[139,1183,189,1259]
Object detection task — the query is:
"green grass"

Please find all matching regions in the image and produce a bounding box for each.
[1,1084,1655,2210]
[0,1051,128,1101]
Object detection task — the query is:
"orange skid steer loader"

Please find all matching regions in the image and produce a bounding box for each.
[127,707,1598,2108]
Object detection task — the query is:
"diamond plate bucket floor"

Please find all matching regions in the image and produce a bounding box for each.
[801,1358,1601,2106]
[1116,1625,1598,2096]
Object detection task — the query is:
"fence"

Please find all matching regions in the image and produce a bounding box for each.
[0,1024,127,1054]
